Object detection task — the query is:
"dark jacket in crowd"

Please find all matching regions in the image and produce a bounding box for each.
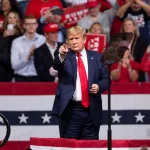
[131,36,149,82]
[34,42,62,82]
[0,36,13,81]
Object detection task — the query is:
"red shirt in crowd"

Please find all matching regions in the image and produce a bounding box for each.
[25,0,63,19]
[0,15,4,33]
[140,52,150,80]
[111,60,140,83]
[110,17,123,36]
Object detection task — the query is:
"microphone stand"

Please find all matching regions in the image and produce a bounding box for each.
[104,60,114,150]
[0,113,11,147]
[102,32,132,150]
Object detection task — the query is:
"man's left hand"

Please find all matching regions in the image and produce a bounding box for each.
[90,84,99,94]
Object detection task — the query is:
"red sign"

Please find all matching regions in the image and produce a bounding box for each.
[85,33,107,53]
[63,4,89,28]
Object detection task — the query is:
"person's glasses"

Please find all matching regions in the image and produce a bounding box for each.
[25,23,37,26]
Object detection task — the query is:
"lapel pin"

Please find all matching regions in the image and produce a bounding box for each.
[91,57,93,59]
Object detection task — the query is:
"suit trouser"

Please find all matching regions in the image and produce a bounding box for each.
[59,100,100,140]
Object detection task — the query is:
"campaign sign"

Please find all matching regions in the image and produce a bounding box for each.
[85,33,107,53]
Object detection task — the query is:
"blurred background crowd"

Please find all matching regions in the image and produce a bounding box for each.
[0,0,150,83]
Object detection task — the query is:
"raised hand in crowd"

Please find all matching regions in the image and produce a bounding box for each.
[117,61,122,71]
[111,46,140,83]
[117,0,133,18]
[134,0,150,14]
[123,57,130,66]
[41,9,54,22]
[3,28,14,37]
[27,44,36,60]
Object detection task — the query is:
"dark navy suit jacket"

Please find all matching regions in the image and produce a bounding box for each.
[52,49,108,126]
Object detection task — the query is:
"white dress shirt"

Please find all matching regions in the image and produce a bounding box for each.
[59,48,88,100]
[11,33,46,76]
[46,42,59,81]
[73,49,88,101]
[46,42,58,59]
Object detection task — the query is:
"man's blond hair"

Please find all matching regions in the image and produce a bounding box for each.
[66,26,86,40]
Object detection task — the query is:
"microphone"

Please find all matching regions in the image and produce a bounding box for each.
[101,33,134,65]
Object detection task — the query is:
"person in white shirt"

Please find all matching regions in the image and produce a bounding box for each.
[11,14,46,82]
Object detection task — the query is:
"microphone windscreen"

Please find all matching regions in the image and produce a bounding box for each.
[101,32,134,64]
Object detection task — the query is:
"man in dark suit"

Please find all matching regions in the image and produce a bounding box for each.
[34,23,62,82]
[52,25,108,139]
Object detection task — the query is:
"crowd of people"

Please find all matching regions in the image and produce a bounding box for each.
[0,0,149,147]
[0,0,150,83]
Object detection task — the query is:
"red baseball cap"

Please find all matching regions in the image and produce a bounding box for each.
[43,23,59,33]
[86,0,99,7]
[99,0,111,12]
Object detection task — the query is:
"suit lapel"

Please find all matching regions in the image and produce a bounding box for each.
[43,44,53,65]
[86,50,95,90]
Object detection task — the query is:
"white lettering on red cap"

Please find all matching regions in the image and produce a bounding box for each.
[88,0,97,2]
[49,24,58,28]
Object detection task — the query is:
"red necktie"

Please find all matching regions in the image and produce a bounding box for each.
[77,53,90,108]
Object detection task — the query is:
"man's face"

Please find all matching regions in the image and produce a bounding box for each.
[23,18,38,34]
[45,31,58,43]
[89,5,100,17]
[51,14,62,24]
[67,33,85,52]
[131,2,141,12]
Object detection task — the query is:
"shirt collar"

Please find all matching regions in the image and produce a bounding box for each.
[22,33,39,40]
[46,42,58,50]
[79,48,86,57]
